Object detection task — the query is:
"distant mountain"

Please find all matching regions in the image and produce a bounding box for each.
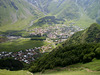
[27,0,100,25]
[30,16,65,27]
[0,0,43,26]
[0,0,100,30]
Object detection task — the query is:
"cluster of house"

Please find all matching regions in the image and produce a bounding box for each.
[7,36,21,40]
[28,25,83,44]
[0,47,42,64]
[0,44,55,64]
[29,25,83,40]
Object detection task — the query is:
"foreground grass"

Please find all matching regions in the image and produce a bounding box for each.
[0,38,45,52]
[35,71,100,75]
[0,59,100,75]
[0,70,33,75]
[0,70,100,75]
[34,59,100,75]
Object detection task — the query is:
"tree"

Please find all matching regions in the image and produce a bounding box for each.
[95,48,100,59]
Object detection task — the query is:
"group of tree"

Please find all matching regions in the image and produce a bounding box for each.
[29,43,100,73]
[33,16,65,27]
[0,58,24,70]
[28,23,100,73]
[31,37,46,41]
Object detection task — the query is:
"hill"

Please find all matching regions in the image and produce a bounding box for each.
[0,70,33,75]
[0,0,43,31]
[63,23,100,45]
[1,59,100,75]
[27,0,100,27]
[0,0,100,30]
[34,59,100,75]
[28,23,100,73]
[28,0,100,20]
[30,16,65,27]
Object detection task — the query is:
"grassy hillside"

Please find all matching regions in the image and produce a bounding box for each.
[29,43,100,73]
[63,23,100,45]
[35,71,100,75]
[0,38,45,52]
[34,59,100,75]
[28,24,100,73]
[0,0,99,30]
[27,0,99,28]
[30,16,65,28]
[1,59,100,75]
[0,36,8,43]
[0,0,43,31]
[0,70,32,75]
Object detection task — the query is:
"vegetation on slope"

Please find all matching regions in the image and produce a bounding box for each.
[28,23,100,73]
[0,0,43,31]
[34,59,100,75]
[29,43,100,73]
[0,70,32,75]
[63,23,100,45]
[27,0,100,28]
[31,16,65,27]
[0,58,24,71]
[0,36,8,43]
[1,59,100,75]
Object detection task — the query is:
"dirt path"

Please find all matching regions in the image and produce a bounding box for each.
[85,68,96,72]
[27,72,33,75]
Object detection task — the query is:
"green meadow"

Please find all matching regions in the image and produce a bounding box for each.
[37,71,100,75]
[0,70,33,75]
[0,17,34,32]
[0,55,100,75]
[34,59,100,75]
[0,38,46,52]
[1,59,100,75]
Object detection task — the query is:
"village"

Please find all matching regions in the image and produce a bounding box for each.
[29,24,83,43]
[0,25,84,64]
[0,47,45,64]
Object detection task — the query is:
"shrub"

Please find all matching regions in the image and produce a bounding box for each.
[95,48,100,59]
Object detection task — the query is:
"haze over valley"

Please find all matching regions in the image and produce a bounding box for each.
[0,0,100,75]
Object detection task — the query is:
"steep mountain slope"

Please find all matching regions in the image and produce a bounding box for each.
[77,0,100,19]
[29,23,100,73]
[0,0,43,30]
[27,0,100,20]
[27,0,80,19]
[0,0,99,30]
[27,0,100,28]
[63,23,100,45]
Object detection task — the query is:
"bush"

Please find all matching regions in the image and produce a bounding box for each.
[95,48,100,59]
[83,52,95,63]
[29,43,100,73]
[0,58,24,70]
[31,37,46,40]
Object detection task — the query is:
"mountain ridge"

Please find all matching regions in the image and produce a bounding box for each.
[0,0,44,27]
[63,23,100,46]
[27,0,100,20]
